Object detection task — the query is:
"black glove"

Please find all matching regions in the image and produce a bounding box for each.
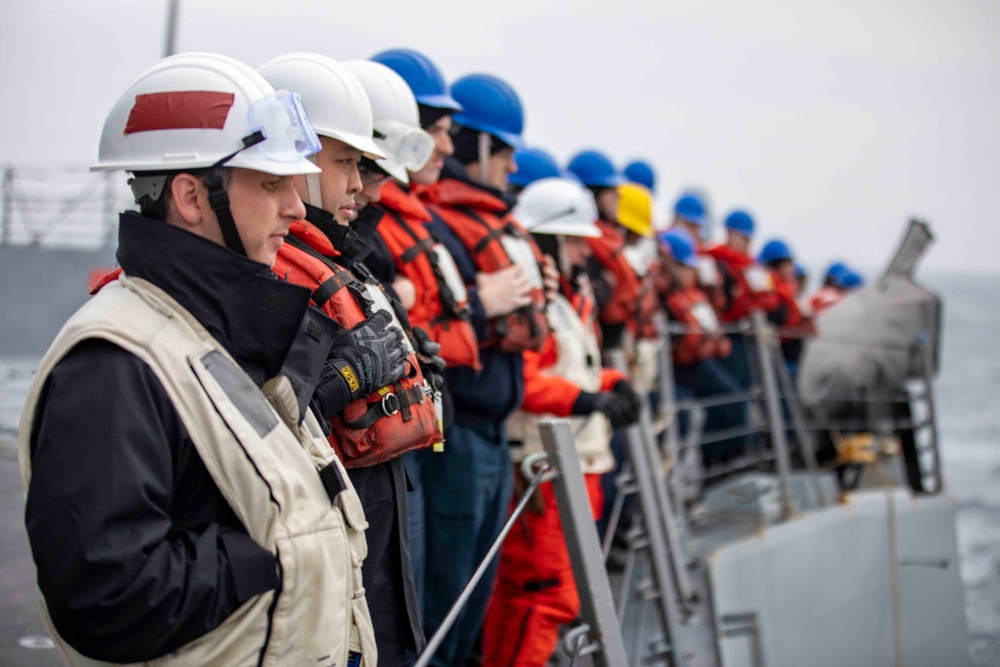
[411,326,446,389]
[313,311,409,418]
[571,383,641,429]
[593,391,640,429]
[613,379,642,415]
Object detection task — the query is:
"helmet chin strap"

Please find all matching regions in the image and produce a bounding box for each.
[202,130,267,257]
[306,154,323,210]
[478,131,491,186]
[204,172,247,257]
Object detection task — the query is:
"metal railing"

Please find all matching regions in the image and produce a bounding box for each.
[0,165,133,248]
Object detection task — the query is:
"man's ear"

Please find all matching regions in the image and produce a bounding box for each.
[167,173,207,229]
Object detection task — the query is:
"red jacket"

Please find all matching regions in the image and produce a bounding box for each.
[376,180,481,370]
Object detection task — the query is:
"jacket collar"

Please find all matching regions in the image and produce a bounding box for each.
[378,180,431,222]
[304,203,374,268]
[116,211,318,385]
[425,157,516,212]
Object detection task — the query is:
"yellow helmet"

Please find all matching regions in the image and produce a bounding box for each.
[616,182,654,237]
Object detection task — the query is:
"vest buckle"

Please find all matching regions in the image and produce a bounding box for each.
[381,391,401,416]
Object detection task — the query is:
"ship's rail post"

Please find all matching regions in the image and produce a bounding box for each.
[749,310,795,520]
[767,335,829,507]
[539,419,629,667]
[1,166,13,246]
[102,171,117,246]
[605,346,680,662]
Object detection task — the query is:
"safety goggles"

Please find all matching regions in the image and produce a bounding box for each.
[244,90,322,163]
[374,118,435,171]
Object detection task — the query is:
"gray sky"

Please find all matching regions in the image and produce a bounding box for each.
[2,0,997,274]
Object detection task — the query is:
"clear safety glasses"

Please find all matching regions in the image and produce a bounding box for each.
[374,118,435,171]
[245,90,322,163]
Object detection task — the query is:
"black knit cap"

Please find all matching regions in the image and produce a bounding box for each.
[450,124,513,165]
[418,103,452,130]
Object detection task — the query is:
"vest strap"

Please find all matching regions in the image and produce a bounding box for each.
[341,385,426,430]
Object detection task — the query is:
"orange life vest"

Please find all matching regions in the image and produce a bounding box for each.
[666,285,731,366]
[587,220,641,328]
[376,181,481,370]
[273,219,442,468]
[420,178,550,353]
[809,286,843,316]
[704,244,779,322]
[770,271,816,340]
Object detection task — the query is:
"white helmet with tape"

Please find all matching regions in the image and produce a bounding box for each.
[344,60,433,184]
[514,177,600,238]
[93,52,323,256]
[92,52,321,176]
[258,53,385,159]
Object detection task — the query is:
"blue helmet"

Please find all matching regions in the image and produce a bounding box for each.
[673,193,707,227]
[566,150,626,188]
[509,147,562,187]
[370,48,462,111]
[450,74,525,150]
[758,239,794,264]
[836,270,864,289]
[658,228,699,268]
[724,209,755,236]
[824,261,849,283]
[624,159,656,191]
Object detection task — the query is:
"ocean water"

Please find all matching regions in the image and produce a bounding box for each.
[0,270,998,665]
[930,271,1000,666]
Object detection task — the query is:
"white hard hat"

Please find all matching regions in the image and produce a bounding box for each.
[258,53,385,160]
[344,60,433,184]
[92,52,321,176]
[514,177,601,237]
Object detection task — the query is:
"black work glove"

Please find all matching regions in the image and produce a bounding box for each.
[613,379,642,415]
[313,311,409,418]
[571,384,640,429]
[411,326,446,390]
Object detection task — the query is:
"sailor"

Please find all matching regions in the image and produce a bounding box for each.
[810,266,863,316]
[260,53,444,666]
[758,238,815,375]
[414,70,558,667]
[821,260,849,287]
[659,227,752,465]
[20,53,375,665]
[482,177,640,667]
[347,52,481,614]
[702,209,778,387]
[702,210,778,322]
[566,149,640,351]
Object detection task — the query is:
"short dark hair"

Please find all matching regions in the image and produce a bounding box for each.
[136,168,231,220]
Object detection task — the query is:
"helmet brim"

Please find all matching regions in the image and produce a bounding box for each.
[415,92,463,112]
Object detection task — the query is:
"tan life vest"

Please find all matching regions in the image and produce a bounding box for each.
[506,294,615,475]
[18,275,377,667]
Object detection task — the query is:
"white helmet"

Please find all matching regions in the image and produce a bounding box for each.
[344,60,433,184]
[514,177,601,237]
[92,52,321,176]
[258,53,385,160]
